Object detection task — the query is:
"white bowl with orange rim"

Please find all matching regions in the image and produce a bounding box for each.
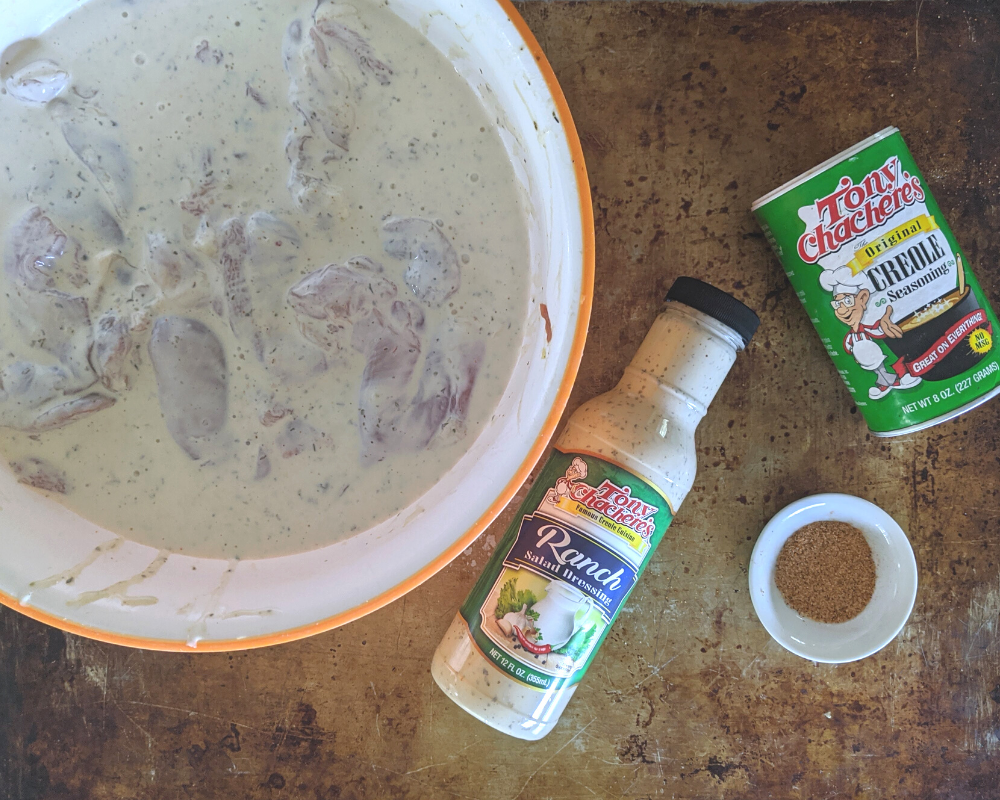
[0,0,593,650]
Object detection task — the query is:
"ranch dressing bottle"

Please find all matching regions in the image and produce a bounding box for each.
[431,277,759,739]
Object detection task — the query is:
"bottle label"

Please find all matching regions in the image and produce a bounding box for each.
[458,447,674,691]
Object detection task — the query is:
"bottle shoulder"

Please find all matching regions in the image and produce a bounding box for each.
[557,389,699,509]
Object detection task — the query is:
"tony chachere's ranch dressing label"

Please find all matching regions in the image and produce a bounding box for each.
[458,448,673,693]
[754,127,1000,436]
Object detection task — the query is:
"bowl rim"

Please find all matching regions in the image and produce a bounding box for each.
[748,493,918,664]
[0,0,595,652]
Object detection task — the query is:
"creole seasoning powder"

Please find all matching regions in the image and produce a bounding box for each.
[774,521,876,623]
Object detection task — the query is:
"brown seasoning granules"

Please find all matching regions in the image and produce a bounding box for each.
[774,521,876,623]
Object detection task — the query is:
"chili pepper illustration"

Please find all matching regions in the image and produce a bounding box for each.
[514,625,551,654]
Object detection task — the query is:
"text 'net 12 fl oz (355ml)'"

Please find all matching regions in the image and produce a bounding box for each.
[753,126,1000,436]
[431,278,759,740]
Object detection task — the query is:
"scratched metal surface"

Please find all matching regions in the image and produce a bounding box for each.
[2,1,1000,798]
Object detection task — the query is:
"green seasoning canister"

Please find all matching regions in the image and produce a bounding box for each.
[753,127,1000,436]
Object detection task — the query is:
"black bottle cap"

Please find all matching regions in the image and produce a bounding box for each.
[665,277,760,346]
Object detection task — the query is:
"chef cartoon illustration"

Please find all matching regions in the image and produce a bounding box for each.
[543,457,588,507]
[820,265,922,400]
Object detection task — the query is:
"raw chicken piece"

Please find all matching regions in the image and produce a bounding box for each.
[381,217,460,306]
[246,212,303,308]
[352,298,423,355]
[283,135,349,215]
[234,212,329,384]
[49,99,132,218]
[148,316,228,460]
[0,362,86,431]
[406,326,485,447]
[290,260,483,458]
[179,149,216,217]
[29,392,115,432]
[0,359,112,432]
[247,211,301,261]
[145,232,211,308]
[354,310,486,461]
[5,206,68,291]
[283,19,355,155]
[284,133,337,211]
[355,303,423,461]
[254,446,271,479]
[287,260,394,320]
[6,286,94,384]
[3,207,96,382]
[288,254,484,459]
[19,291,93,377]
[4,60,69,106]
[287,260,425,461]
[275,418,325,458]
[0,362,71,409]
[286,261,398,353]
[282,15,359,211]
[145,233,196,294]
[5,207,89,293]
[11,457,70,494]
[313,4,393,86]
[88,250,160,362]
[210,214,328,384]
[218,217,254,342]
[89,311,134,391]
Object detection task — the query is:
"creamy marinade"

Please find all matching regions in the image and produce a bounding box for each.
[0,0,528,557]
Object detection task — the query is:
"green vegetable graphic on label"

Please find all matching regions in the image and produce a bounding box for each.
[495,578,540,622]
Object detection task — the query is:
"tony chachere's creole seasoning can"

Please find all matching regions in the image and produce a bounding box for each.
[753,127,1000,436]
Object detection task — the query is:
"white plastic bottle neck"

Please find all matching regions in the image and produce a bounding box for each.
[618,301,743,421]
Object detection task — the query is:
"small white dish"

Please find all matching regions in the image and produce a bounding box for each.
[749,493,918,664]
